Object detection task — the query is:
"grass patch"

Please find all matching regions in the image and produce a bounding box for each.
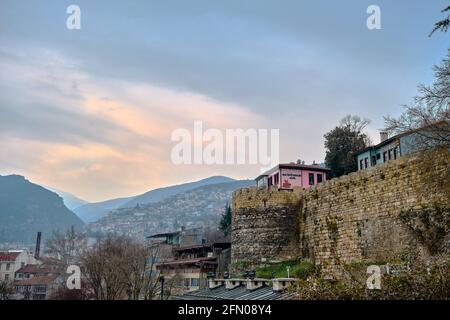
[256,259,315,279]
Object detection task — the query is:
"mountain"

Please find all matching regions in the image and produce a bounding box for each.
[0,175,84,245]
[44,187,88,210]
[86,179,254,240]
[74,176,236,223]
[121,176,235,208]
[73,197,135,223]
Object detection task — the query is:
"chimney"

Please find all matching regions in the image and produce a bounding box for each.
[34,232,41,260]
[380,131,388,143]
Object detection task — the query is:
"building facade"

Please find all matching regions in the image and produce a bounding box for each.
[255,163,330,190]
[14,274,62,300]
[0,250,39,282]
[156,242,231,293]
[355,122,448,171]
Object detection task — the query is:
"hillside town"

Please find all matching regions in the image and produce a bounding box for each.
[0,1,449,306]
[1,115,449,300]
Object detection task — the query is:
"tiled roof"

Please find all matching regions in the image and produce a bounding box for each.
[14,275,59,286]
[173,284,297,300]
[0,252,20,261]
[16,264,55,274]
[157,257,217,267]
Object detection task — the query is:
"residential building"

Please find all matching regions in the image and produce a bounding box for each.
[147,226,204,247]
[14,261,62,281]
[0,250,39,282]
[156,242,231,293]
[355,121,449,171]
[14,274,63,300]
[255,162,330,190]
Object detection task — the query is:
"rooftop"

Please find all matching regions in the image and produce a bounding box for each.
[0,252,20,261]
[354,119,449,156]
[173,283,297,300]
[173,242,230,252]
[14,275,59,286]
[256,162,330,179]
[156,257,217,267]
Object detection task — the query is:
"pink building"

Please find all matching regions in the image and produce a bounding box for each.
[255,163,330,190]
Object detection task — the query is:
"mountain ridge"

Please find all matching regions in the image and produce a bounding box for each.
[87,179,254,240]
[0,174,84,245]
[74,176,238,223]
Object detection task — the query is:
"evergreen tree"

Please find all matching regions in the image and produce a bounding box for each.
[219,202,232,236]
[324,115,371,177]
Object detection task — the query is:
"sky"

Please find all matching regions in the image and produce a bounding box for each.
[0,0,448,202]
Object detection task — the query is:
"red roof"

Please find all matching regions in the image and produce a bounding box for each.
[16,264,55,274]
[14,275,59,286]
[0,252,20,261]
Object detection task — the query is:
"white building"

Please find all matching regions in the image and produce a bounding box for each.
[0,250,39,282]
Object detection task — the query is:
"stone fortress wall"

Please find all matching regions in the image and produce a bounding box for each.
[231,151,449,276]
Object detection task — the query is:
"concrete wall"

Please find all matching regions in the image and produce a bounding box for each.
[231,151,449,276]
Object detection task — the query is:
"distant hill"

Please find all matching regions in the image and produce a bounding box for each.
[74,176,236,223]
[0,175,84,245]
[73,197,135,223]
[87,179,254,240]
[44,187,88,211]
[122,176,235,208]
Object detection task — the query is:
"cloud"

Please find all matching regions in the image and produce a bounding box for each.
[0,47,271,201]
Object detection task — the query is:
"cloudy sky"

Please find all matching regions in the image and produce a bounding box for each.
[0,0,448,202]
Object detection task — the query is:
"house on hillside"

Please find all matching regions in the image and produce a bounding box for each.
[255,162,330,190]
[354,121,449,171]
[146,226,205,264]
[14,261,63,281]
[14,274,63,300]
[0,250,39,282]
[156,242,231,293]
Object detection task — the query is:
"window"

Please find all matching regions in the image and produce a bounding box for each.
[21,262,25,268]
[388,149,393,160]
[317,174,323,183]
[394,148,397,159]
[6,263,10,271]
[376,153,381,160]
[309,173,314,185]
[383,152,387,162]
[191,278,200,287]
[5,274,9,281]
[371,156,376,166]
[364,157,369,169]
[359,159,364,170]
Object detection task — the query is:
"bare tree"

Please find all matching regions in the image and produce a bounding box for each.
[340,115,371,134]
[384,49,450,149]
[80,235,165,300]
[0,280,13,300]
[44,226,87,265]
[140,245,162,300]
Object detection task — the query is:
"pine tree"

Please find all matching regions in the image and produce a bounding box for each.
[219,202,232,236]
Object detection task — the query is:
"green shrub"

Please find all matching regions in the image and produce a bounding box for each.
[295,255,450,300]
